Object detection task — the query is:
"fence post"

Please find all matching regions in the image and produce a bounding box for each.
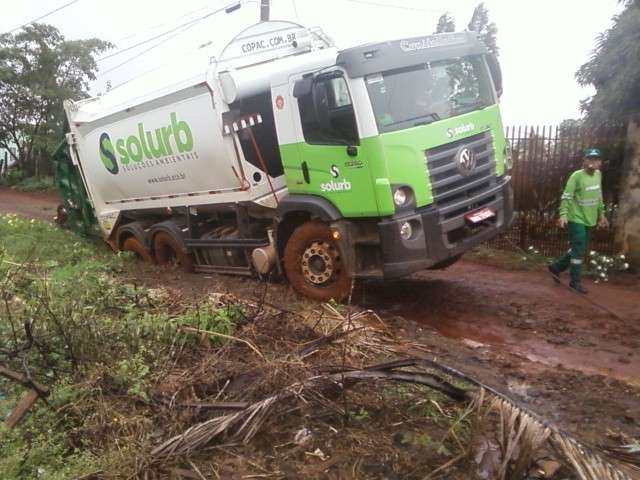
[615,119,640,268]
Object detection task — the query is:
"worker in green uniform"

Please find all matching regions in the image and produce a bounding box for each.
[548,148,609,293]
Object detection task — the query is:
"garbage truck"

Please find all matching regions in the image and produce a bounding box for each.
[56,20,514,301]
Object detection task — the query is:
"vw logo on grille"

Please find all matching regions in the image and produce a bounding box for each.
[456,147,477,176]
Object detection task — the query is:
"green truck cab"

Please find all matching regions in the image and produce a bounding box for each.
[274,31,513,298]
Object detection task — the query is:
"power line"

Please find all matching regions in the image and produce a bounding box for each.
[100,24,201,75]
[5,0,84,34]
[344,0,441,13]
[113,0,214,45]
[99,1,241,75]
[97,0,252,63]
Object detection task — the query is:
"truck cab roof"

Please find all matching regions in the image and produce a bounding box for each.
[337,31,488,78]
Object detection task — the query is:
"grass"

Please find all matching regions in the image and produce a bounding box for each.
[0,173,55,192]
[0,213,241,479]
[466,244,552,271]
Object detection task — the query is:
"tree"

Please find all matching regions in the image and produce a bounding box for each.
[0,23,111,176]
[467,3,498,56]
[435,13,456,34]
[576,0,640,126]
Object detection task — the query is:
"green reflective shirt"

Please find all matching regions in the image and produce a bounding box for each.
[559,169,605,227]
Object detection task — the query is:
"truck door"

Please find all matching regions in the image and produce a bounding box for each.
[280,71,379,217]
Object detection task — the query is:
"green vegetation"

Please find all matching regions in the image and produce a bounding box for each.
[0,214,239,479]
[577,0,640,125]
[0,173,55,192]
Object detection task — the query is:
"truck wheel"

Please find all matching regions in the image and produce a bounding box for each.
[153,232,194,273]
[283,221,351,302]
[122,237,154,264]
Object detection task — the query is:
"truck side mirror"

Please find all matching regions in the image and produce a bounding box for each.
[487,53,503,98]
[293,76,313,98]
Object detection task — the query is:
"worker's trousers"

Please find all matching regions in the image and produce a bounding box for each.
[551,222,591,287]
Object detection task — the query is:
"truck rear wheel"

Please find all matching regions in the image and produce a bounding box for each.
[153,232,194,272]
[122,237,155,264]
[283,221,351,302]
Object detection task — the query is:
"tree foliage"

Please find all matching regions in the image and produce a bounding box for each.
[433,3,498,56]
[0,23,111,175]
[576,1,640,125]
[435,13,456,34]
[467,3,498,56]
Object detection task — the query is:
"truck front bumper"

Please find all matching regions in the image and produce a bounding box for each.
[377,176,514,279]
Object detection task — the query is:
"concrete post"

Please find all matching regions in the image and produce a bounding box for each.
[615,120,640,269]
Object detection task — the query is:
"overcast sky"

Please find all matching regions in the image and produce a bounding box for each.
[2,0,623,126]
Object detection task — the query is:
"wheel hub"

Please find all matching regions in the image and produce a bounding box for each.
[301,241,339,285]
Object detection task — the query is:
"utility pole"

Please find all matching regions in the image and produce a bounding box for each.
[260,0,270,21]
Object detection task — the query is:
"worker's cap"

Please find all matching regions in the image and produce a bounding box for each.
[583,148,602,158]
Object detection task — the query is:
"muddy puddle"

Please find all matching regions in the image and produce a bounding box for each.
[357,266,640,385]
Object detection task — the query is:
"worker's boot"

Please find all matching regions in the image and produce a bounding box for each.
[569,260,587,294]
[547,264,561,283]
[569,283,588,294]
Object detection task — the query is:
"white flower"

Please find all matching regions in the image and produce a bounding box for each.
[528,246,534,251]
[521,257,527,261]
[594,280,600,284]
[590,260,597,265]
[597,266,602,270]
[590,251,596,256]
[600,273,606,278]
[624,263,629,270]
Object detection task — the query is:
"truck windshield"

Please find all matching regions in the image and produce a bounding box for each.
[365,56,495,133]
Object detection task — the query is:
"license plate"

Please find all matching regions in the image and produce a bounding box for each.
[465,207,495,224]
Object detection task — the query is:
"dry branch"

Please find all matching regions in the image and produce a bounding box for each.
[177,325,264,359]
[151,361,468,460]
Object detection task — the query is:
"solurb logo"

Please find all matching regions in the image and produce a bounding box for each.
[98,112,194,175]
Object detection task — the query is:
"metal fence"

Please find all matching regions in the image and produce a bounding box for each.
[488,124,628,257]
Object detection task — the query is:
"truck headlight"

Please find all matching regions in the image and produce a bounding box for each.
[393,186,413,207]
[400,221,413,240]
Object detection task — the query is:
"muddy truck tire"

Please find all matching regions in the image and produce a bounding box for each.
[122,237,155,264]
[153,232,194,273]
[283,221,351,302]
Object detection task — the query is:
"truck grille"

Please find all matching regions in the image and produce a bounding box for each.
[425,131,496,219]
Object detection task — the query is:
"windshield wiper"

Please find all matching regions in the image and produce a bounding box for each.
[452,100,489,114]
[385,112,441,127]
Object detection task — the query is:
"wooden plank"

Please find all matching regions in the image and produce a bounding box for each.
[4,389,39,429]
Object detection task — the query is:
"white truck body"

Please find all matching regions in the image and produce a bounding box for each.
[64,21,336,235]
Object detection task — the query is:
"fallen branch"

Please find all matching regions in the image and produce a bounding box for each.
[298,326,365,357]
[0,363,49,395]
[151,361,468,460]
[0,363,50,429]
[424,452,467,479]
[177,325,264,359]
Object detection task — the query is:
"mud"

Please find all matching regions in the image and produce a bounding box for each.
[0,186,60,221]
[356,263,640,385]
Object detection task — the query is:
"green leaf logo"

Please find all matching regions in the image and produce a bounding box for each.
[99,132,119,174]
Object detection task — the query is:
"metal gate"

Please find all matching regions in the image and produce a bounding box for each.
[489,124,627,257]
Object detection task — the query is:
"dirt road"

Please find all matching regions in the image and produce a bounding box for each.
[0,186,60,221]
[2,187,639,447]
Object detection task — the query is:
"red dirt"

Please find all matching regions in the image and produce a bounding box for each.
[0,186,60,222]
[356,263,640,385]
